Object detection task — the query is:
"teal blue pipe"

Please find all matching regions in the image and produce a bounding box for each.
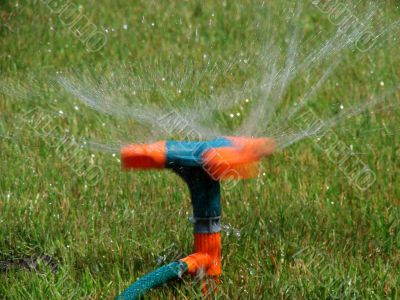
[166,139,224,231]
[117,261,188,300]
[170,167,221,218]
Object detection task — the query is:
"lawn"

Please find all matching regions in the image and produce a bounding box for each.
[1,1,399,299]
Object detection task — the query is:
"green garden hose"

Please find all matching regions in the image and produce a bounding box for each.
[117,261,188,299]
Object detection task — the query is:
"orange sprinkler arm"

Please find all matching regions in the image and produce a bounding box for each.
[121,141,166,169]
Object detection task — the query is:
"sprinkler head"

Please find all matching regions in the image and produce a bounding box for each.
[118,136,275,299]
[120,136,275,179]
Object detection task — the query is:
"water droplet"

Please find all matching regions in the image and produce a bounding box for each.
[229,113,234,118]
[74,105,79,111]
[58,110,64,115]
[340,104,344,110]
[236,112,240,117]
[151,22,155,27]
[104,28,109,33]
[245,98,250,103]
[380,81,384,86]
[123,24,128,30]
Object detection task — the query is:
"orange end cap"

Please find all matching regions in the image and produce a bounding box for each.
[228,136,276,158]
[203,148,260,180]
[202,137,276,180]
[121,141,166,169]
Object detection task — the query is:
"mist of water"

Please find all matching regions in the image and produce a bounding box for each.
[2,3,399,155]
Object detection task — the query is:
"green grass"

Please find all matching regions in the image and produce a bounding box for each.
[1,0,399,299]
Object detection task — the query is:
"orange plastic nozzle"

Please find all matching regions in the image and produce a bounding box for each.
[202,137,275,180]
[121,141,166,169]
[229,136,276,159]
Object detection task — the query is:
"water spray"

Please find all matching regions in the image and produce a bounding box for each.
[117,136,275,299]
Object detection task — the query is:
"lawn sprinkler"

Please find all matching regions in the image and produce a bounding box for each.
[117,136,275,299]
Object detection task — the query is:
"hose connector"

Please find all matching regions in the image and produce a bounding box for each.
[189,216,221,233]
